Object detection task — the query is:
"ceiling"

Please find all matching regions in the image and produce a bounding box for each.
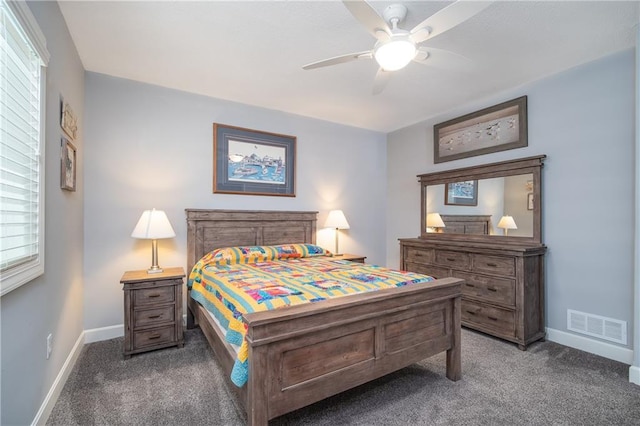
[58,1,638,133]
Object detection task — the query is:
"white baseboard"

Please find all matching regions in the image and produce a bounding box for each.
[84,324,124,343]
[630,365,640,386]
[546,327,634,365]
[31,331,85,426]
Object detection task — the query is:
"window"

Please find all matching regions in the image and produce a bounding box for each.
[0,0,49,296]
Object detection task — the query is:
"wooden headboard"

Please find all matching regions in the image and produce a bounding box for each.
[185,209,318,272]
[440,214,491,235]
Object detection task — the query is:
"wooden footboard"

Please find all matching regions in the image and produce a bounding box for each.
[189,276,462,426]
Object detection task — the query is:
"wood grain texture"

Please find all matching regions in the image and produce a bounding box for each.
[120,268,185,357]
[185,209,463,426]
[400,238,546,350]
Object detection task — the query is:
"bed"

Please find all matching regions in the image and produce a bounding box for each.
[185,209,463,425]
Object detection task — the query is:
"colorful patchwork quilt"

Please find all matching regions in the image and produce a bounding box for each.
[188,244,435,387]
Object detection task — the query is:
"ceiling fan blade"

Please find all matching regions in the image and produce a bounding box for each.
[372,68,392,95]
[342,0,391,39]
[410,1,492,44]
[413,47,474,71]
[302,51,372,70]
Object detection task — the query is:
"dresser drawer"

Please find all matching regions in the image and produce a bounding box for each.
[133,325,176,349]
[455,271,515,306]
[133,306,175,328]
[472,254,515,277]
[406,262,450,280]
[435,250,470,270]
[133,285,175,306]
[405,248,434,265]
[462,300,515,337]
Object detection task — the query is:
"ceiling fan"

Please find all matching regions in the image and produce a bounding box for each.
[303,0,492,94]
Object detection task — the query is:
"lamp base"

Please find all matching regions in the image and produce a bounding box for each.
[147,266,164,274]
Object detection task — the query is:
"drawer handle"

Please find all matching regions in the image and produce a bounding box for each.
[488,316,498,321]
[446,257,456,262]
[414,253,423,257]
[148,333,161,340]
[465,283,475,288]
[487,287,498,292]
[147,315,161,319]
[147,294,161,298]
[465,310,478,315]
[485,262,498,267]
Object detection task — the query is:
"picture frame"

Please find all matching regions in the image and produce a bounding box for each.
[434,96,527,164]
[445,180,478,206]
[60,137,76,191]
[527,192,534,210]
[60,99,78,140]
[213,123,296,196]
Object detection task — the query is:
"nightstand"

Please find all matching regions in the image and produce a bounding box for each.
[332,254,366,263]
[120,267,185,358]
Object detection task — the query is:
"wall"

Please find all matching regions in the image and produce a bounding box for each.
[83,73,387,331]
[0,1,85,424]
[387,49,635,352]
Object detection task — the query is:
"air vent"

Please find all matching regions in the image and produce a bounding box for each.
[567,309,627,345]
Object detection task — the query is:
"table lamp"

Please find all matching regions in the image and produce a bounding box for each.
[497,215,517,236]
[324,209,350,255]
[426,212,446,233]
[131,208,176,273]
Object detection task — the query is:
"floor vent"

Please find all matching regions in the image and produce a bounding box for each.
[567,309,627,345]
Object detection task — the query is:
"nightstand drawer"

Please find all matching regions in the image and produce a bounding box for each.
[462,300,515,337]
[455,271,515,306]
[133,325,176,349]
[134,306,175,328]
[405,248,434,265]
[133,286,174,306]
[435,250,470,269]
[472,254,515,277]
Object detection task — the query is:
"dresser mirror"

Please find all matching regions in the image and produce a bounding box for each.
[419,155,545,243]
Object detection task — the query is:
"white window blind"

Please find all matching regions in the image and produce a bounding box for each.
[0,0,48,296]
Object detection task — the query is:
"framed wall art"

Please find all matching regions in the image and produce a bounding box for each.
[445,180,478,206]
[213,123,296,196]
[434,96,527,164]
[60,98,78,140]
[60,137,76,191]
[527,192,534,210]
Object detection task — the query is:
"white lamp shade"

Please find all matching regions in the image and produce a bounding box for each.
[426,213,446,228]
[131,209,176,239]
[497,215,518,230]
[324,210,350,229]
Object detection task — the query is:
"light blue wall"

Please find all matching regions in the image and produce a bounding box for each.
[387,49,635,349]
[83,73,387,330]
[0,1,85,424]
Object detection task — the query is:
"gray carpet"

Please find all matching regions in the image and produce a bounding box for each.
[47,328,640,425]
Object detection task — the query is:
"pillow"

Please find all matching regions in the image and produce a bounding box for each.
[202,243,331,266]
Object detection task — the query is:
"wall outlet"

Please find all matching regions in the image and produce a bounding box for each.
[46,333,52,359]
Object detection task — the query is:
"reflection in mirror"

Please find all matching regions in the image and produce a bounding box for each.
[426,173,534,237]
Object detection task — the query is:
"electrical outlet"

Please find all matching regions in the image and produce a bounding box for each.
[46,333,52,359]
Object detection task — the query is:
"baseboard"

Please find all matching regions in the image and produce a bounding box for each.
[31,331,85,426]
[546,327,634,365]
[630,365,640,386]
[84,324,124,343]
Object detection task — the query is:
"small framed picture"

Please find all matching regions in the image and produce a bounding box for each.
[445,180,478,206]
[61,99,78,140]
[527,192,534,210]
[61,137,76,191]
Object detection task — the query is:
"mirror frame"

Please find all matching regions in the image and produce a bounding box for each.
[419,155,546,243]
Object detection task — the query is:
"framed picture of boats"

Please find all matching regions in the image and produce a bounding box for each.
[213,123,296,196]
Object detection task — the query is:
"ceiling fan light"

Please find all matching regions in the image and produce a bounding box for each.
[374,39,416,71]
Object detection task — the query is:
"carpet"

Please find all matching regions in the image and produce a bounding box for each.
[47,328,640,425]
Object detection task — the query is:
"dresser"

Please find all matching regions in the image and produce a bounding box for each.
[120,267,185,358]
[400,238,546,350]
